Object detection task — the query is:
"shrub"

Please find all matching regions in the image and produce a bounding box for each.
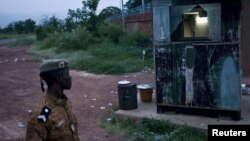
[58,27,94,50]
[38,27,96,51]
[98,23,124,44]
[135,33,152,48]
[40,33,60,49]
[35,26,47,40]
[119,32,152,48]
[119,33,153,58]
[119,32,138,46]
[8,35,36,47]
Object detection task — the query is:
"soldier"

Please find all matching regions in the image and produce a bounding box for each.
[26,59,79,141]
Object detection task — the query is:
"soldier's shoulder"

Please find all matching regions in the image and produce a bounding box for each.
[30,100,43,117]
[37,106,52,123]
[30,97,53,123]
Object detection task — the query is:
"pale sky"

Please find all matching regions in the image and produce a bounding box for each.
[0,0,128,27]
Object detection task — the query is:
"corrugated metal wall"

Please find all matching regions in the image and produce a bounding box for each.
[242,0,250,77]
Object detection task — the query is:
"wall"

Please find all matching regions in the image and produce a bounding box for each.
[155,43,240,109]
[126,12,153,35]
[112,12,153,35]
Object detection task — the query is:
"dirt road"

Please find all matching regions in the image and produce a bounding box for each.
[0,45,154,141]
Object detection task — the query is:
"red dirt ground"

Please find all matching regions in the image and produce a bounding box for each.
[0,45,154,141]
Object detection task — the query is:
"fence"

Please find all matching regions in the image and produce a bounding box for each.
[104,3,152,23]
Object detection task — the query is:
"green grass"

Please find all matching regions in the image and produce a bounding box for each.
[100,114,207,141]
[8,34,36,47]
[25,24,154,74]
[0,33,17,39]
[28,42,153,74]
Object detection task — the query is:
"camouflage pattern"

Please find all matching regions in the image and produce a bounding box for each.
[26,93,79,141]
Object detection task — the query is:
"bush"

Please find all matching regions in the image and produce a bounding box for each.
[40,33,60,49]
[98,23,124,44]
[32,24,154,74]
[135,33,152,48]
[35,26,47,40]
[38,27,96,51]
[119,32,152,48]
[8,35,36,47]
[119,32,138,46]
[58,27,95,50]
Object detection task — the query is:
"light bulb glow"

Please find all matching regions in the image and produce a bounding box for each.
[196,17,208,24]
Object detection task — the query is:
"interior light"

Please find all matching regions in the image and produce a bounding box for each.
[196,17,208,24]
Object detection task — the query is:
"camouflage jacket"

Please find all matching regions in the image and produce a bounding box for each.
[26,93,79,141]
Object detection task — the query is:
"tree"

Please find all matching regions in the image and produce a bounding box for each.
[84,0,99,12]
[65,0,100,32]
[35,16,63,40]
[35,26,46,40]
[14,21,25,34]
[83,0,100,32]
[4,22,15,33]
[13,19,36,34]
[124,0,152,10]
[98,6,121,20]
[24,19,36,33]
[0,19,36,34]
[41,16,64,33]
[65,8,88,29]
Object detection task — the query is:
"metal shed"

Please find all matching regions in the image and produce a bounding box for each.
[153,0,242,120]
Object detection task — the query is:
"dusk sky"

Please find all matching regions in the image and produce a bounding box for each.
[0,0,128,27]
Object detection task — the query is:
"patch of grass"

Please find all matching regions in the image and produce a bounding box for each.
[100,114,207,141]
[27,22,154,74]
[27,22,155,74]
[8,34,36,47]
[29,41,153,74]
[0,33,17,39]
[28,46,58,59]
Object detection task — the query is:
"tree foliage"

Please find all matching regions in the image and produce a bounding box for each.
[98,23,123,43]
[5,23,15,33]
[35,16,63,40]
[0,19,36,34]
[24,19,36,33]
[41,16,63,32]
[124,0,152,10]
[98,6,121,20]
[65,0,100,32]
[84,0,100,12]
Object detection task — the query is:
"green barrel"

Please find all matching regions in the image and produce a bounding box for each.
[118,82,138,110]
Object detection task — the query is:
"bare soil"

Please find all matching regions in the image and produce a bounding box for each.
[0,45,154,141]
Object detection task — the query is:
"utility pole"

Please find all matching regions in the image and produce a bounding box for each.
[141,0,145,13]
[121,0,125,31]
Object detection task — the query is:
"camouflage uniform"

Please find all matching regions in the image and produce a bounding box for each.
[26,93,79,141]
